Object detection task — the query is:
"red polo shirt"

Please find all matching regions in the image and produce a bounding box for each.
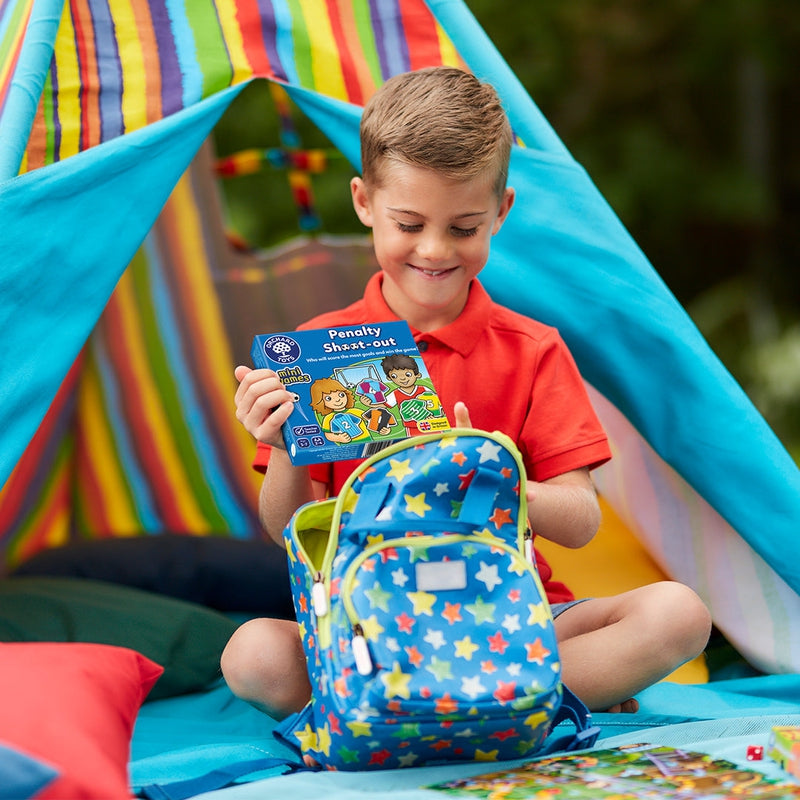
[254,273,611,602]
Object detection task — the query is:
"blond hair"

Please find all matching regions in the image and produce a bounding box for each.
[310,377,354,414]
[360,67,512,198]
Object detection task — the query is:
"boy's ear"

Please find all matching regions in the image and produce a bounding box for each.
[491,187,515,235]
[350,177,374,227]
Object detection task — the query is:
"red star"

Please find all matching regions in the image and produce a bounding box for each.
[493,680,517,705]
[488,630,510,654]
[404,645,424,667]
[357,466,376,482]
[489,507,513,529]
[327,712,342,735]
[333,676,350,698]
[420,686,432,698]
[387,700,403,713]
[330,577,341,596]
[361,558,376,573]
[490,728,518,742]
[396,612,416,634]
[480,660,497,674]
[431,739,453,752]
[513,479,521,496]
[442,602,462,625]
[451,451,468,466]
[508,588,521,603]
[379,547,399,563]
[369,749,392,766]
[525,638,551,665]
[501,467,513,479]
[458,469,476,490]
[298,593,308,613]
[435,693,459,714]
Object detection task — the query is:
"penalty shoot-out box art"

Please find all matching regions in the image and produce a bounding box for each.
[251,321,450,465]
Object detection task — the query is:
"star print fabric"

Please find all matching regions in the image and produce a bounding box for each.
[279,430,564,770]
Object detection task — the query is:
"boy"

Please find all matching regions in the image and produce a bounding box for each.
[222,67,711,720]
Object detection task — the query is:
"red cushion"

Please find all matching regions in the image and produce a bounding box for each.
[0,642,162,799]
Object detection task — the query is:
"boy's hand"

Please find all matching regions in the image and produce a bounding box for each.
[233,365,295,449]
[453,401,473,428]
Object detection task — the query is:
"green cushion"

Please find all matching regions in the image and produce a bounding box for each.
[0,577,238,701]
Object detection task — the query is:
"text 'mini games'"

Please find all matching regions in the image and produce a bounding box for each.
[251,321,450,465]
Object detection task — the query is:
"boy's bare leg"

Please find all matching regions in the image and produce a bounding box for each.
[554,581,712,712]
[221,618,311,719]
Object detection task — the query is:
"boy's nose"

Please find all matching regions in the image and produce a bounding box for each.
[416,233,451,263]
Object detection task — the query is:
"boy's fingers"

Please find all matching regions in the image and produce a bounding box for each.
[453,401,472,428]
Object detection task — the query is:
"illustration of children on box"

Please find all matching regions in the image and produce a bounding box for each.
[310,377,393,444]
[379,354,446,435]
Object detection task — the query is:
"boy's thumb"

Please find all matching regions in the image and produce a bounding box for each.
[453,401,472,428]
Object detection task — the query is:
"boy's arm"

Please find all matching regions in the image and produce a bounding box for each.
[234,365,324,546]
[525,468,601,550]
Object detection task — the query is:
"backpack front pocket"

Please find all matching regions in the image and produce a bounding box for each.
[330,533,561,721]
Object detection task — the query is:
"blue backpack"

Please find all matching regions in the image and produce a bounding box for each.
[275,428,598,770]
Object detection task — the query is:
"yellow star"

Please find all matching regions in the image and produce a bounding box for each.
[346,720,373,738]
[387,458,414,481]
[381,661,412,699]
[366,533,386,548]
[315,723,332,757]
[406,589,437,616]
[437,435,459,449]
[294,723,318,752]
[404,492,431,517]
[454,636,480,660]
[474,748,500,762]
[524,710,550,730]
[360,614,385,641]
[285,539,296,564]
[297,620,307,642]
[527,601,552,629]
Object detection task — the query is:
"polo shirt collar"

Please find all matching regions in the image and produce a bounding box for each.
[362,272,492,358]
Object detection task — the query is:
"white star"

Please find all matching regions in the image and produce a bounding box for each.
[423,629,446,650]
[476,440,502,463]
[502,613,521,634]
[392,568,409,586]
[475,560,503,592]
[507,662,522,676]
[461,675,487,700]
[433,482,449,496]
[386,637,400,652]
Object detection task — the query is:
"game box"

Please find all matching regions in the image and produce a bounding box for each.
[251,321,450,465]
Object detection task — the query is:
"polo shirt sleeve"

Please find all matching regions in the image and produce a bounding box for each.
[252,441,338,490]
[520,330,611,482]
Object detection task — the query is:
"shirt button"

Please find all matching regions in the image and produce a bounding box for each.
[417,340,428,352]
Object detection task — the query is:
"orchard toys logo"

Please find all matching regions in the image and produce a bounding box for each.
[263,335,301,365]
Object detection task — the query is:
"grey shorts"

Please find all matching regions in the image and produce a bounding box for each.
[550,598,589,619]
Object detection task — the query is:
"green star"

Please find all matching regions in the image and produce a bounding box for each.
[465,595,496,625]
[364,581,392,612]
[426,656,454,682]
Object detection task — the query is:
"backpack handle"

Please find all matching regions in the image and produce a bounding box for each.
[345,465,507,531]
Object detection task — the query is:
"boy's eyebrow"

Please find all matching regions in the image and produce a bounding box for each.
[386,207,488,220]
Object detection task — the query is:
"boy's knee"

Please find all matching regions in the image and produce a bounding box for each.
[654,581,712,656]
[220,617,311,718]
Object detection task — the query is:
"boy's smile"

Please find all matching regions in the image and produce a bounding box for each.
[351,163,514,332]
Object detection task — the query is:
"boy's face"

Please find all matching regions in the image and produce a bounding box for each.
[351,162,514,331]
[388,368,418,389]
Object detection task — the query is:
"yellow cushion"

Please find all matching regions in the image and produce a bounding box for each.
[536,496,708,684]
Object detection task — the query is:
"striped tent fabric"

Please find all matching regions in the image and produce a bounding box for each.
[1,0,799,675]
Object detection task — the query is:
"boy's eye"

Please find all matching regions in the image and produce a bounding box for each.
[452,226,478,237]
[396,222,422,233]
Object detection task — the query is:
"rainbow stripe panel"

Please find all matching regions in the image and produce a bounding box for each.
[11,0,461,171]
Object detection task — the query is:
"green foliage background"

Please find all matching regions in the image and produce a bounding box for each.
[213,1,800,459]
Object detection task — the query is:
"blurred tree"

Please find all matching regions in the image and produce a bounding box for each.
[465,0,799,455]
